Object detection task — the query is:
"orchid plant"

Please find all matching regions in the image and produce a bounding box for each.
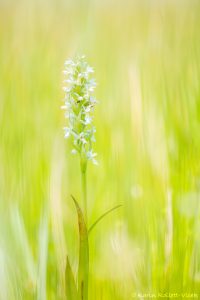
[61,55,121,300]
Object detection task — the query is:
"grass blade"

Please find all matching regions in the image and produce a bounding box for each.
[71,195,89,300]
[37,210,49,300]
[88,205,122,234]
[65,257,78,300]
[10,206,37,285]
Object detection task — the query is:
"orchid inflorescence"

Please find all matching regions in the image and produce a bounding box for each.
[62,55,98,166]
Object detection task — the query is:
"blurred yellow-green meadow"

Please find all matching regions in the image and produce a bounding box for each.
[1,0,200,299]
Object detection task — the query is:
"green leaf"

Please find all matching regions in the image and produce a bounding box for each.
[71,195,89,300]
[88,205,122,234]
[65,256,78,300]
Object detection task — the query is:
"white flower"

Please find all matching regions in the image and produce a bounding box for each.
[87,151,98,165]
[64,111,74,120]
[63,127,71,138]
[64,59,75,66]
[86,66,94,73]
[89,79,96,87]
[90,96,97,104]
[77,132,87,144]
[84,106,91,113]
[63,87,71,93]
[64,79,75,84]
[78,73,85,78]
[63,70,71,75]
[71,149,77,155]
[91,135,96,142]
[84,115,92,125]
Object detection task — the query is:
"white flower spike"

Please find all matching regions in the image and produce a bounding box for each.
[62,55,98,166]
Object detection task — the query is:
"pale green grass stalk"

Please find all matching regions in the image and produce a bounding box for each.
[0,248,8,300]
[10,207,37,287]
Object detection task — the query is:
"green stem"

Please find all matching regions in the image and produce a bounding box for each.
[80,158,87,226]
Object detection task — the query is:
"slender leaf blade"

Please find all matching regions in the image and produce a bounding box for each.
[65,256,78,300]
[88,205,122,234]
[71,195,89,300]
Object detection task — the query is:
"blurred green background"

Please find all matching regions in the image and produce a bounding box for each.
[1,0,200,299]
